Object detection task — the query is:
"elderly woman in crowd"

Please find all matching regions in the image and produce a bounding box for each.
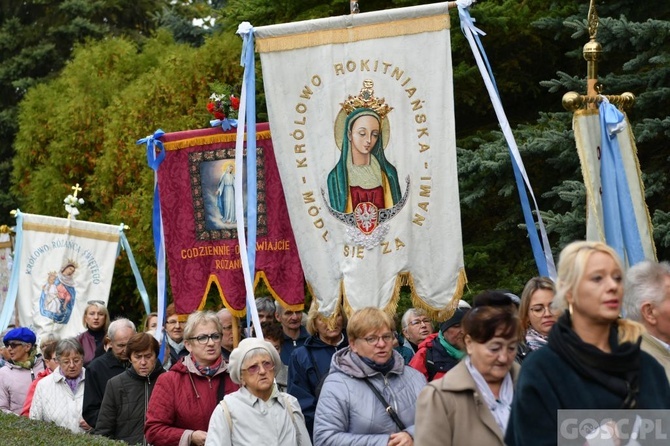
[205,338,311,446]
[313,307,426,446]
[145,311,238,446]
[505,241,670,445]
[288,304,348,438]
[95,332,165,444]
[30,338,90,433]
[21,334,59,416]
[515,277,557,363]
[0,327,46,414]
[415,295,520,445]
[409,308,467,381]
[76,300,110,366]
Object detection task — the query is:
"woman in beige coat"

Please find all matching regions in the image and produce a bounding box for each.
[414,295,520,445]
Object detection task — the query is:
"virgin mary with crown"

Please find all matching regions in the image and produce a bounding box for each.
[327,80,402,214]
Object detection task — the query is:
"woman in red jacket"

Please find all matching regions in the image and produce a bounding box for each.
[145,311,238,446]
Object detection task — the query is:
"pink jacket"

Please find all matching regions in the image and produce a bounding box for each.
[0,357,46,414]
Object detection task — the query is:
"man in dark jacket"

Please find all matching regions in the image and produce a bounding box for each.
[82,318,136,427]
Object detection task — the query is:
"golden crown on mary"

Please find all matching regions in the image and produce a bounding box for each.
[341,79,393,119]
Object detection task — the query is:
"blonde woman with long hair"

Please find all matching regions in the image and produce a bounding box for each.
[505,241,670,445]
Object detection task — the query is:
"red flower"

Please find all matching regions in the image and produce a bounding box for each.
[230,95,240,110]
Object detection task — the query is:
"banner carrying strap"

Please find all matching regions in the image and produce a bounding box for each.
[458,5,557,280]
[137,129,167,346]
[598,98,645,265]
[236,22,263,340]
[118,225,151,315]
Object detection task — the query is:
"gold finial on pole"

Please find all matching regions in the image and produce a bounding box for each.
[64,183,85,220]
[71,183,83,198]
[562,1,635,112]
[350,1,359,14]
[584,0,602,102]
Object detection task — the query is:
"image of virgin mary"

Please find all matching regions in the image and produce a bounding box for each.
[327,85,402,214]
[39,261,77,324]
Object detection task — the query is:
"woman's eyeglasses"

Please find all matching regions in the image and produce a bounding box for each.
[188,333,223,344]
[242,360,275,375]
[362,333,394,345]
[6,342,26,349]
[408,318,431,327]
[529,305,557,317]
[58,357,83,366]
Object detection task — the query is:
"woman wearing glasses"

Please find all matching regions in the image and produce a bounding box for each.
[506,241,670,445]
[516,277,557,363]
[206,338,311,445]
[415,295,520,446]
[30,338,90,433]
[313,307,426,446]
[146,311,238,446]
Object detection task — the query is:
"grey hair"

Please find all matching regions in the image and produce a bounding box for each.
[624,260,670,322]
[255,297,276,314]
[55,338,84,359]
[184,311,223,340]
[401,308,428,330]
[108,318,136,340]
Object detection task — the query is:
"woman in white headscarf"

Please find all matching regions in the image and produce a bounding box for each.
[205,338,311,446]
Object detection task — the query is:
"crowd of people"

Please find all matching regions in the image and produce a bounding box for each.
[1,240,670,445]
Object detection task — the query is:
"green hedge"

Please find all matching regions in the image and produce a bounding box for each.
[0,411,126,445]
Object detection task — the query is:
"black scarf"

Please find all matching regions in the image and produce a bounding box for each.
[548,311,640,408]
[360,355,396,375]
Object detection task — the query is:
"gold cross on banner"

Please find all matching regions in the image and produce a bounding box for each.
[71,183,83,197]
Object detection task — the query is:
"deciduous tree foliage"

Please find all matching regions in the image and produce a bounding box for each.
[0,0,170,224]
[9,0,670,318]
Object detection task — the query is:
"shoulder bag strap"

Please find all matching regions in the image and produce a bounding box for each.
[219,400,233,432]
[362,377,407,431]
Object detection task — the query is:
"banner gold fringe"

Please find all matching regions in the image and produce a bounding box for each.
[255,271,305,312]
[319,268,467,328]
[256,15,450,53]
[163,130,272,151]
[197,271,304,317]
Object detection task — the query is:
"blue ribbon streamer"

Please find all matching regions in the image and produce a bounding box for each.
[599,100,645,265]
[0,211,23,331]
[459,5,555,278]
[210,118,238,132]
[137,129,166,283]
[238,24,260,335]
[137,129,167,360]
[119,228,151,315]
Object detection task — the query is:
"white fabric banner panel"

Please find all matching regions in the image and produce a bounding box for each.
[16,213,120,339]
[256,2,466,319]
[0,232,12,322]
[573,110,656,261]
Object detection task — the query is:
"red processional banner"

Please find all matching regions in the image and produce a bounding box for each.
[158,123,304,315]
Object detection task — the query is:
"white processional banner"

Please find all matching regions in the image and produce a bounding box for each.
[256,3,466,319]
[0,232,12,323]
[573,110,656,261]
[16,213,120,338]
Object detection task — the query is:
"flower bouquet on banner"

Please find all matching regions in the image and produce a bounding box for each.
[207,82,241,131]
